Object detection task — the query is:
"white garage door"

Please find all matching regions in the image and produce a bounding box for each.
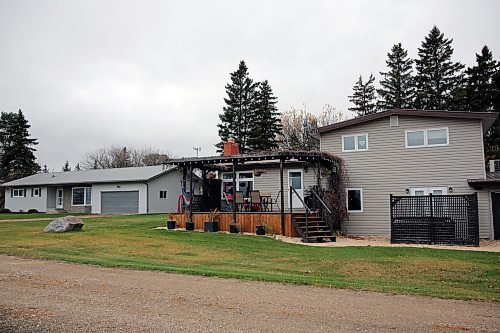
[101,191,139,214]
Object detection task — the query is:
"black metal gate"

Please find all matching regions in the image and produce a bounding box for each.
[390,193,479,246]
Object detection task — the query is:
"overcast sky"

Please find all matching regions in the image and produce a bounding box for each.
[0,0,499,170]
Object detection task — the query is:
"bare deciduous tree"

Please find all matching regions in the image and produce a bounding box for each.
[81,146,170,169]
[278,104,345,151]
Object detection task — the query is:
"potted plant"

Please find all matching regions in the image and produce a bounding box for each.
[166,213,176,230]
[256,224,265,235]
[204,209,219,232]
[184,211,195,231]
[229,223,239,234]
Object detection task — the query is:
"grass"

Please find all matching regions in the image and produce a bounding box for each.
[0,212,85,220]
[0,214,498,301]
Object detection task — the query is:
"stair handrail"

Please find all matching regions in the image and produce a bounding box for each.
[310,187,334,232]
[290,186,312,242]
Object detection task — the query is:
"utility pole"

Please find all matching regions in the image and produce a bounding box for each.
[193,147,201,157]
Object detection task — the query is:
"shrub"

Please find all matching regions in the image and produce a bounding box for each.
[27,209,38,213]
[1,208,11,213]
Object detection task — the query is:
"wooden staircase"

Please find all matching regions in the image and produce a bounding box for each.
[293,212,336,243]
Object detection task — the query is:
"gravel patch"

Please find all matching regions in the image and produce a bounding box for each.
[0,255,498,332]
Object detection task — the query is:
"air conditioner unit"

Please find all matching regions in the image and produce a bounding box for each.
[489,159,500,172]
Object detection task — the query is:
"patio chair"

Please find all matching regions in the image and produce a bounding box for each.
[249,191,262,212]
[235,191,246,212]
[267,191,281,211]
[260,191,272,211]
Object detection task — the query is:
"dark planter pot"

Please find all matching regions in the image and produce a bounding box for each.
[185,221,195,231]
[229,224,239,234]
[166,220,176,230]
[256,225,265,235]
[204,221,219,232]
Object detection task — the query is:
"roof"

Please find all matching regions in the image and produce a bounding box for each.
[317,109,498,134]
[2,165,178,187]
[468,171,500,189]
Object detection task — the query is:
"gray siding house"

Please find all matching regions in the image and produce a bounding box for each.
[317,109,498,239]
[3,165,187,214]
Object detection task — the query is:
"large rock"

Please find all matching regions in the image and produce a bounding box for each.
[44,216,85,233]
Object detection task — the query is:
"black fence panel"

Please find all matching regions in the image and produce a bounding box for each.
[390,193,479,246]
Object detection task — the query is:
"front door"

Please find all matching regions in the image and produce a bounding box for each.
[288,170,304,208]
[56,188,63,209]
[492,192,500,240]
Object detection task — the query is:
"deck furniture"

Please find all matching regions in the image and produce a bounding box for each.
[235,191,246,212]
[249,191,262,211]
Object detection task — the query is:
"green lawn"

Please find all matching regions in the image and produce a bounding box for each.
[0,214,498,301]
[0,212,85,220]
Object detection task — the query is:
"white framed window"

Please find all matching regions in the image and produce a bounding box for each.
[12,189,25,197]
[406,128,448,148]
[31,187,41,197]
[410,187,448,196]
[221,171,254,198]
[342,134,368,152]
[346,188,363,212]
[159,190,168,199]
[72,187,92,206]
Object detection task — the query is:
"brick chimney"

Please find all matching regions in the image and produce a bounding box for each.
[223,138,240,156]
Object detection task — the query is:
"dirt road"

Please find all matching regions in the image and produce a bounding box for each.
[0,255,498,332]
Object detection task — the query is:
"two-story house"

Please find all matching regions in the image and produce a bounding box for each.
[317,109,498,240]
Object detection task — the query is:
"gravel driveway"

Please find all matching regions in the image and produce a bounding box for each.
[0,255,498,333]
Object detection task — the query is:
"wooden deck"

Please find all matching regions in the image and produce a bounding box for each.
[169,212,300,237]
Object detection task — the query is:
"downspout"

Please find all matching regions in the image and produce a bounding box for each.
[144,181,149,214]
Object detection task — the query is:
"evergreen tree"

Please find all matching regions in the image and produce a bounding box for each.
[74,163,81,171]
[484,72,500,160]
[0,109,40,182]
[465,45,499,112]
[217,60,258,154]
[414,26,464,110]
[247,80,282,151]
[42,165,48,173]
[62,160,71,172]
[348,74,377,117]
[377,43,415,110]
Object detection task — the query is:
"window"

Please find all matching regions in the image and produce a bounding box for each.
[406,128,448,148]
[12,189,25,197]
[346,188,363,212]
[159,190,168,199]
[342,134,368,152]
[221,171,254,198]
[72,187,91,206]
[31,188,41,197]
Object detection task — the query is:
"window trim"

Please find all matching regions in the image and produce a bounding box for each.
[32,187,41,197]
[12,189,25,198]
[405,127,449,148]
[71,187,92,206]
[342,133,369,152]
[346,188,363,213]
[221,171,255,196]
[159,190,168,199]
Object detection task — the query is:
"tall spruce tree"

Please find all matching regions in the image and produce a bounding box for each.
[62,160,71,172]
[0,109,40,182]
[465,45,499,112]
[217,60,258,154]
[377,43,415,110]
[348,74,377,117]
[247,80,282,151]
[414,26,464,110]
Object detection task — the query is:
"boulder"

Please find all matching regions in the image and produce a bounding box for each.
[44,216,85,233]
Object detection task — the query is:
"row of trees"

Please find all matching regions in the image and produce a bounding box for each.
[217,61,282,153]
[57,146,169,172]
[349,26,499,116]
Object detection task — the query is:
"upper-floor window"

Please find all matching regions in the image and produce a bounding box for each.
[72,187,91,206]
[406,128,448,148]
[12,189,25,197]
[342,134,368,152]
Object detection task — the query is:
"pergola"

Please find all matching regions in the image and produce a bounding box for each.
[164,151,340,235]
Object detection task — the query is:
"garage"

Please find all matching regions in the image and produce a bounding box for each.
[101,191,139,214]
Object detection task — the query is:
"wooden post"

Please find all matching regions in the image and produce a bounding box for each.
[280,158,285,236]
[189,163,193,222]
[232,159,237,225]
[316,158,321,189]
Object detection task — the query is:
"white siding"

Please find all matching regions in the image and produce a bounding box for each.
[147,170,184,213]
[4,187,48,212]
[320,116,491,238]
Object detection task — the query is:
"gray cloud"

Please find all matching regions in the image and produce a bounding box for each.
[0,0,499,170]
